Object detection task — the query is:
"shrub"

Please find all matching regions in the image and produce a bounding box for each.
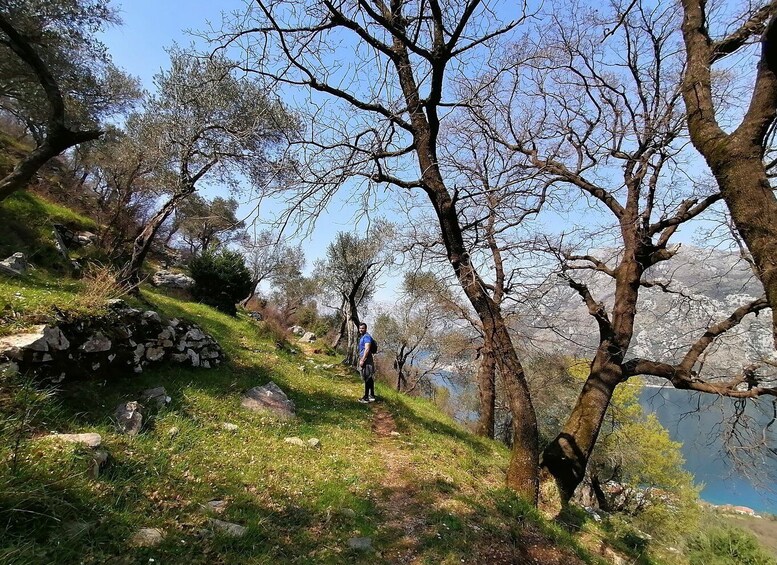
[687,526,776,565]
[188,250,252,315]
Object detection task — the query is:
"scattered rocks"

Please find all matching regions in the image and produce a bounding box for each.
[288,325,305,336]
[221,423,239,432]
[152,270,195,289]
[209,518,247,537]
[347,537,373,551]
[130,527,165,547]
[167,426,180,437]
[246,311,263,321]
[241,381,296,419]
[307,438,321,449]
[0,252,27,276]
[284,437,306,447]
[115,401,143,435]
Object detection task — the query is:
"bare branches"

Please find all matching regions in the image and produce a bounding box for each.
[711,3,777,63]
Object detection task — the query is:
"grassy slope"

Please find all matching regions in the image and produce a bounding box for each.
[1,289,607,565]
[0,192,105,335]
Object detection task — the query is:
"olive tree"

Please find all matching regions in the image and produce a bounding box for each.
[118,50,296,287]
[0,0,139,200]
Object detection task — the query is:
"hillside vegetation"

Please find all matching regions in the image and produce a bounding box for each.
[1,287,598,564]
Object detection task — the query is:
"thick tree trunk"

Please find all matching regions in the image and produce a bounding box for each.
[388,20,539,504]
[681,3,777,346]
[475,343,496,438]
[331,312,347,349]
[542,247,642,501]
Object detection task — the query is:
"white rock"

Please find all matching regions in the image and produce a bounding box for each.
[44,433,102,448]
[81,332,111,353]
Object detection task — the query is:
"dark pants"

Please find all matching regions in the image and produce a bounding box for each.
[360,363,375,398]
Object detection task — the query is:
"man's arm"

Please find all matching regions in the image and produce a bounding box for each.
[359,337,372,367]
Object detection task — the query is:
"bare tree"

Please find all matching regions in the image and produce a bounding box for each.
[477,0,776,501]
[216,0,541,501]
[679,0,777,347]
[240,230,304,307]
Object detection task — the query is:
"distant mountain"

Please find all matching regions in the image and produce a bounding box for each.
[521,246,775,377]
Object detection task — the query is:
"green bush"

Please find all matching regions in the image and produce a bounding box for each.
[687,526,776,565]
[188,250,252,315]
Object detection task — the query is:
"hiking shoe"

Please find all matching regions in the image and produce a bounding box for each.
[358,397,369,404]
[368,395,377,402]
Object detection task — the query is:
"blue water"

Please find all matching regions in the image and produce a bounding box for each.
[639,387,777,514]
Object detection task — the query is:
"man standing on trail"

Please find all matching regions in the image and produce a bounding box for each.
[357,322,376,403]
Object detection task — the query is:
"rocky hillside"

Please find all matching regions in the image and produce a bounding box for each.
[524,246,774,377]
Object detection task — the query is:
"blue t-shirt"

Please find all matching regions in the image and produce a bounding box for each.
[358,333,373,361]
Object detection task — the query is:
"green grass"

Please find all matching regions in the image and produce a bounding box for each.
[0,191,97,270]
[0,288,605,564]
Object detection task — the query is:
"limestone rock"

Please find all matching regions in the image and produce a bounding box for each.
[221,423,239,432]
[145,346,165,362]
[307,438,321,449]
[185,328,206,342]
[241,381,296,419]
[284,436,306,447]
[43,326,70,350]
[115,401,143,435]
[0,252,27,276]
[206,499,227,513]
[89,448,109,479]
[130,527,164,547]
[0,326,48,358]
[288,325,305,336]
[299,331,316,343]
[81,332,111,353]
[142,310,161,324]
[152,270,195,289]
[209,518,247,537]
[141,386,170,407]
[45,433,102,448]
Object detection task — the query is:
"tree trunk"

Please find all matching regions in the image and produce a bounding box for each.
[681,3,777,346]
[388,20,539,504]
[0,128,100,202]
[542,247,642,501]
[118,188,193,289]
[331,311,347,350]
[240,279,261,307]
[475,342,497,438]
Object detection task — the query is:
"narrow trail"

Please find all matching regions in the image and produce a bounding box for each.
[366,404,588,565]
[368,404,427,564]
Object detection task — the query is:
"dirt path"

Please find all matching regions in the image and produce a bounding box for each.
[367,404,589,565]
[367,404,429,563]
